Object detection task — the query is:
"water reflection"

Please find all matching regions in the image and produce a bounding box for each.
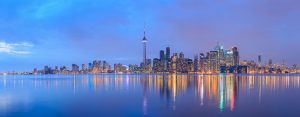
[0,74,300,115]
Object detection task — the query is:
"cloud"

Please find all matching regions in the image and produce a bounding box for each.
[0,41,33,55]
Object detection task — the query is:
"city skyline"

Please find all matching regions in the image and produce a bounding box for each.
[1,0,300,71]
[7,41,299,74]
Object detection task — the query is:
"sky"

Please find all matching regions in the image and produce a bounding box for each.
[0,0,299,71]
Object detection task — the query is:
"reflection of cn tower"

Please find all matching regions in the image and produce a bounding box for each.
[199,76,204,106]
[142,76,148,116]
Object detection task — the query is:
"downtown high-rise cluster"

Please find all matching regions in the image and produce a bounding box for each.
[121,30,299,74]
[135,44,242,74]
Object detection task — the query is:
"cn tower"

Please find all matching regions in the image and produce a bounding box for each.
[142,26,147,66]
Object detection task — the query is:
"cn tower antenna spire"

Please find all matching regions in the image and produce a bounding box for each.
[143,22,146,38]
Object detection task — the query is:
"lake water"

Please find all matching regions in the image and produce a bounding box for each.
[0,74,300,117]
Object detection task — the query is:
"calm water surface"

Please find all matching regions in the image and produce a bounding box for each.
[0,74,300,117]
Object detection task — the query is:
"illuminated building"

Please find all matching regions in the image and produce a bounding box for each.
[102,61,109,73]
[88,63,92,72]
[53,66,59,74]
[81,64,85,71]
[199,53,209,73]
[160,50,165,71]
[194,55,199,72]
[186,58,194,73]
[160,50,165,63]
[240,60,256,73]
[166,47,171,72]
[146,59,152,72]
[71,64,79,74]
[33,68,38,74]
[258,55,262,66]
[153,58,160,73]
[232,47,239,66]
[291,64,299,73]
[128,64,140,73]
[114,63,123,73]
[171,53,178,73]
[81,64,86,73]
[152,50,166,73]
[122,65,128,73]
[208,51,218,73]
[59,66,67,74]
[44,66,51,74]
[166,47,170,60]
[92,60,101,74]
[225,49,233,66]
[215,43,226,66]
[176,52,187,73]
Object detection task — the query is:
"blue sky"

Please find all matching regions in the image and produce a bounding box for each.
[0,0,299,71]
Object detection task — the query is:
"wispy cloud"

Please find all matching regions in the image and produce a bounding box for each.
[0,41,33,55]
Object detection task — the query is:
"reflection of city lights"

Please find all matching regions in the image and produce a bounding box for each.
[220,91,224,112]
[126,75,129,89]
[200,77,204,106]
[1,74,300,113]
[219,77,224,112]
[231,86,235,111]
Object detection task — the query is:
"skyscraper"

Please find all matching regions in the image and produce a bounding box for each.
[177,52,186,73]
[159,50,165,71]
[82,64,86,73]
[194,55,199,72]
[160,50,165,62]
[258,55,261,62]
[44,66,49,74]
[199,53,207,73]
[224,50,233,66]
[166,47,171,72]
[102,61,109,73]
[72,64,79,74]
[232,47,239,66]
[171,53,178,73]
[152,58,160,73]
[166,47,170,60]
[208,51,218,73]
[186,58,194,73]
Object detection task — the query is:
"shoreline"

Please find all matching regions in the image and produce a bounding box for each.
[1,73,300,77]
